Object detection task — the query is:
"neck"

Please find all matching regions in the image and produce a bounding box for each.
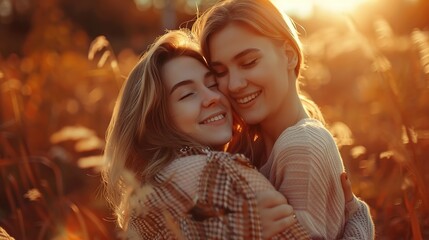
[260,92,309,156]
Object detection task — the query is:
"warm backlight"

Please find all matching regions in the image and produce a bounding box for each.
[272,0,371,18]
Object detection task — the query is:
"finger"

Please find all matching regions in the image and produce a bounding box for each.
[262,214,298,239]
[256,190,288,208]
[259,204,294,221]
[341,172,353,202]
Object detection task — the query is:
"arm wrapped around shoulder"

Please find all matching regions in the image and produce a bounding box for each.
[126,152,311,239]
[180,151,311,239]
[341,196,375,240]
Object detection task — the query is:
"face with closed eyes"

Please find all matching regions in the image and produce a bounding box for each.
[208,22,296,126]
[163,55,233,146]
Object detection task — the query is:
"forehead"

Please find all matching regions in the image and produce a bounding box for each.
[209,23,268,61]
[161,56,208,88]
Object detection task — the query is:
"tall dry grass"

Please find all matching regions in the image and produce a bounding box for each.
[302,16,429,239]
[0,1,428,239]
[0,0,130,238]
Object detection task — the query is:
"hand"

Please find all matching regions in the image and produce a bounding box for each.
[341,172,354,203]
[255,190,297,239]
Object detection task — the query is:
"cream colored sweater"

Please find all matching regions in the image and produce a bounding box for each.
[260,118,374,239]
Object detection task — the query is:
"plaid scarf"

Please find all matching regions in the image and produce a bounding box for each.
[128,148,310,239]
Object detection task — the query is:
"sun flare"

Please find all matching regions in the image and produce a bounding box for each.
[272,0,371,18]
[315,0,368,12]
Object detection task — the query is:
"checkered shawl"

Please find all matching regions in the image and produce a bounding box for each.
[128,148,311,239]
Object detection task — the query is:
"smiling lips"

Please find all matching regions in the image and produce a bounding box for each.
[199,91,261,124]
[235,90,261,104]
[200,113,226,124]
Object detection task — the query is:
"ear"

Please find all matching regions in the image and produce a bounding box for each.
[282,42,298,70]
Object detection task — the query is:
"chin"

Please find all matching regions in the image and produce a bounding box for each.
[206,134,232,147]
[195,128,231,147]
[240,111,266,125]
[242,117,262,125]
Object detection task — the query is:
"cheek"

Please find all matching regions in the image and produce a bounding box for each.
[217,79,230,95]
[169,103,188,131]
[220,95,231,109]
[169,110,181,129]
[171,112,192,135]
[172,101,202,128]
[254,62,272,79]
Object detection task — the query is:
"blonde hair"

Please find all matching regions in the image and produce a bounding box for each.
[102,29,210,228]
[192,0,324,123]
[101,29,254,229]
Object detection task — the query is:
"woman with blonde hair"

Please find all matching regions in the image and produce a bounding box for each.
[101,29,313,239]
[193,0,374,239]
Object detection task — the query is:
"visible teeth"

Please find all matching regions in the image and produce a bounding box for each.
[236,92,260,104]
[203,114,224,124]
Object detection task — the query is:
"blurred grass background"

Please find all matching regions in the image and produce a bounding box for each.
[0,0,428,239]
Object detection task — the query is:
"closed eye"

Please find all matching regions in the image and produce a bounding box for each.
[179,92,194,100]
[214,71,227,78]
[242,58,258,68]
[208,82,218,89]
[211,65,227,78]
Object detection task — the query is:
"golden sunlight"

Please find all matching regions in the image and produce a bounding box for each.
[316,0,369,12]
[272,0,372,18]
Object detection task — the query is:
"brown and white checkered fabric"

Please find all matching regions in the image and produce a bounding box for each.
[128,148,311,239]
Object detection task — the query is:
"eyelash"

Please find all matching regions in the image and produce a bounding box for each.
[243,58,258,67]
[213,58,258,77]
[178,82,218,100]
[179,92,193,100]
[214,71,227,78]
[208,82,218,88]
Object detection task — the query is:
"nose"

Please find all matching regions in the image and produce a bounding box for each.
[202,88,221,108]
[228,68,247,93]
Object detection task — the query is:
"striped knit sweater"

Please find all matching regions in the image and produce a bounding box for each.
[260,118,374,239]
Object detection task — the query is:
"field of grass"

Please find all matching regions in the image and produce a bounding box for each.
[1,1,428,239]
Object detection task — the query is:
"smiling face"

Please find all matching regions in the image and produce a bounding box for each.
[208,22,296,126]
[163,56,233,146]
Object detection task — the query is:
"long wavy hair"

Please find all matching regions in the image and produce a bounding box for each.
[192,0,325,127]
[101,29,252,228]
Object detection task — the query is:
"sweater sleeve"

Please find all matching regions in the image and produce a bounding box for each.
[341,196,375,239]
[269,125,346,239]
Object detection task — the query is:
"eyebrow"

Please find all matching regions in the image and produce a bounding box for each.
[211,48,259,66]
[169,71,214,95]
